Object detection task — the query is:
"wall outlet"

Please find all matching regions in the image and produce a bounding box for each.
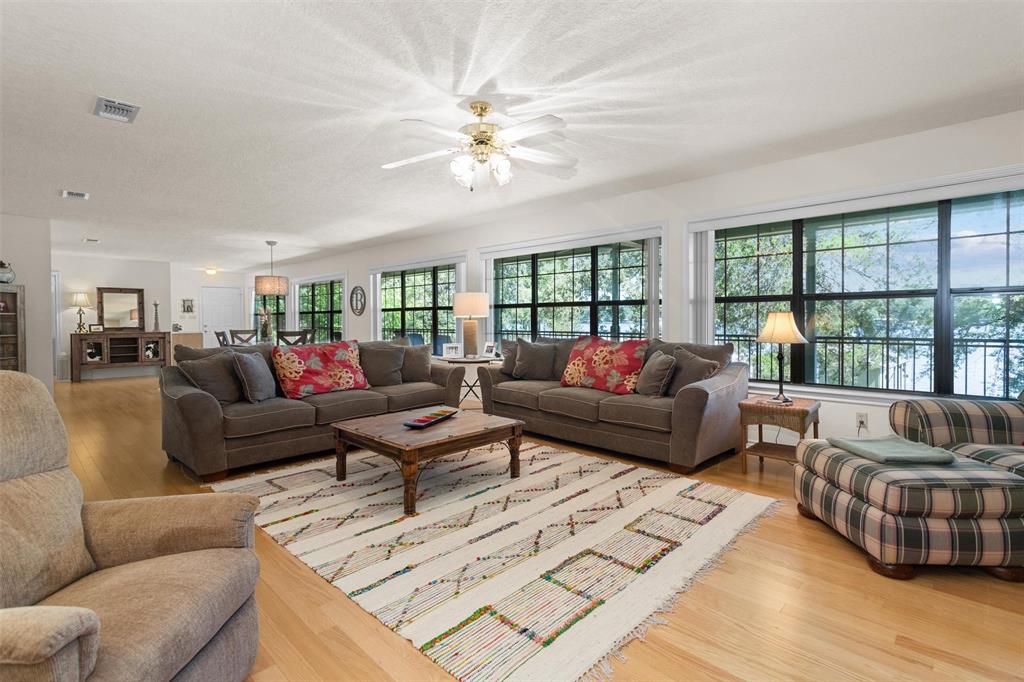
[856,413,869,431]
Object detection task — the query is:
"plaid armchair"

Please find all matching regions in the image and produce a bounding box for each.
[890,397,1024,476]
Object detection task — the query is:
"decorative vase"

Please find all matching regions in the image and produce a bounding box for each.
[0,261,14,284]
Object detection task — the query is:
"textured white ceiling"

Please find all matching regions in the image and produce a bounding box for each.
[2,2,1023,270]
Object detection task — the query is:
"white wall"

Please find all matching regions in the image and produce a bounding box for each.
[257,110,1024,438]
[52,253,171,379]
[0,213,54,390]
[169,263,245,334]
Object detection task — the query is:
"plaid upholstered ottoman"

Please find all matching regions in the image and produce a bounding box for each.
[794,439,1024,581]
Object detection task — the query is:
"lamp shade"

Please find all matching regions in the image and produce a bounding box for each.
[756,311,807,344]
[71,292,90,308]
[453,292,489,318]
[255,275,289,296]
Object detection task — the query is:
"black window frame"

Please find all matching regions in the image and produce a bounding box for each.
[298,279,345,343]
[253,294,286,343]
[713,190,1023,399]
[379,264,456,354]
[492,239,658,342]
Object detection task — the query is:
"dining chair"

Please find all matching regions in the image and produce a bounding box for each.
[230,329,258,345]
[277,330,310,346]
[214,331,230,347]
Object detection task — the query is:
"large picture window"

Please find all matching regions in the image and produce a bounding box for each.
[253,294,285,343]
[713,190,1023,399]
[493,239,659,341]
[379,264,456,354]
[298,279,344,343]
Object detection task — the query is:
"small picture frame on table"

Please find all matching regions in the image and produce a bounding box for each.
[482,341,496,357]
[88,324,104,332]
[442,342,463,359]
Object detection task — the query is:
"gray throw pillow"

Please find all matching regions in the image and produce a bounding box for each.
[645,339,681,362]
[635,350,677,396]
[537,337,576,379]
[232,351,277,403]
[666,347,720,395]
[361,345,406,386]
[500,339,518,376]
[178,351,243,404]
[681,342,733,368]
[401,344,432,383]
[513,338,556,380]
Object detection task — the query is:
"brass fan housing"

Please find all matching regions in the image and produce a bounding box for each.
[458,101,505,163]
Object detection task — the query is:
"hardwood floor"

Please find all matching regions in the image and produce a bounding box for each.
[55,377,1024,681]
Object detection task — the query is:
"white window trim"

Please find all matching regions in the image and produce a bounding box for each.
[289,271,347,339]
[370,256,468,342]
[482,223,667,342]
[691,164,1024,400]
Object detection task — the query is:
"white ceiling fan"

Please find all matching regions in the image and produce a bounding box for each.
[382,101,576,191]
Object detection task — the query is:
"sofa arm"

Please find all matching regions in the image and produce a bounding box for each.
[0,606,99,682]
[890,398,1024,446]
[670,362,749,470]
[478,366,513,414]
[82,493,258,570]
[430,362,466,407]
[160,367,227,477]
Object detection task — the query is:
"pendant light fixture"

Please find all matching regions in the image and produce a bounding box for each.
[254,240,289,296]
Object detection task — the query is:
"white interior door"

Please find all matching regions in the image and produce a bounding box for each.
[200,286,244,347]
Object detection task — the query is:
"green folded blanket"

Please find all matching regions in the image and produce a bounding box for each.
[827,434,955,464]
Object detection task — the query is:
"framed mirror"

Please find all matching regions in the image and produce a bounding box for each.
[96,287,144,330]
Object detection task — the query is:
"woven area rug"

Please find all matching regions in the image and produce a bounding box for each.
[212,442,776,681]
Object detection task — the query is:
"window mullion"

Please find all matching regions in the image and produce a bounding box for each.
[935,200,953,394]
[791,219,806,385]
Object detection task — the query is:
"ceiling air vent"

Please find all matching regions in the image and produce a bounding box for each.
[61,190,90,200]
[93,97,140,123]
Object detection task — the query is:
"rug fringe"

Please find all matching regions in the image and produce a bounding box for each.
[577,499,784,681]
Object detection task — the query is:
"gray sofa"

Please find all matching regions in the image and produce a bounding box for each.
[479,339,748,473]
[160,342,464,481]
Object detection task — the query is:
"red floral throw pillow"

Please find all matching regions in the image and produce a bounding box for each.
[272,341,368,399]
[560,336,650,394]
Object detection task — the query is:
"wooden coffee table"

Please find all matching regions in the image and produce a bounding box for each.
[332,409,524,515]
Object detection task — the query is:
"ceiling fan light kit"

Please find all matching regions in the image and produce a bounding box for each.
[383,100,575,191]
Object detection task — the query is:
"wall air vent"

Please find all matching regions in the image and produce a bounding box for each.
[61,190,90,200]
[93,97,140,123]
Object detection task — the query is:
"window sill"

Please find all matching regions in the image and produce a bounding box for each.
[747,381,919,407]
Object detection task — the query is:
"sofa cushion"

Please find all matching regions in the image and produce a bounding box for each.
[513,338,557,380]
[371,382,446,412]
[401,344,433,383]
[500,339,518,375]
[0,469,96,608]
[40,548,258,682]
[680,342,733,367]
[232,351,277,403]
[178,351,243,404]
[221,398,315,438]
[561,337,649,394]
[666,347,720,395]
[947,443,1024,477]
[361,345,406,387]
[635,350,676,396]
[538,386,609,423]
[599,394,674,432]
[798,440,1024,519]
[302,390,388,425]
[491,380,562,410]
[272,341,368,399]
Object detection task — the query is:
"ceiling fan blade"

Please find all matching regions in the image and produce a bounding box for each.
[507,145,577,168]
[400,118,470,141]
[497,114,565,143]
[381,148,457,170]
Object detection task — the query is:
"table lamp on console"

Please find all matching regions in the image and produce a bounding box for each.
[756,310,807,404]
[454,292,489,358]
[71,292,91,333]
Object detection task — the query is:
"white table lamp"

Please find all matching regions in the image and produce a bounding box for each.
[454,292,489,357]
[756,310,807,404]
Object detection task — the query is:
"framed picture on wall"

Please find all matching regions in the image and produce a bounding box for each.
[442,343,463,359]
[181,299,195,315]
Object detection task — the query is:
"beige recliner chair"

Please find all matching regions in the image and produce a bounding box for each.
[0,371,260,681]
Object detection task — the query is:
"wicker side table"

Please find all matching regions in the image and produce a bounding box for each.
[738,396,820,474]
